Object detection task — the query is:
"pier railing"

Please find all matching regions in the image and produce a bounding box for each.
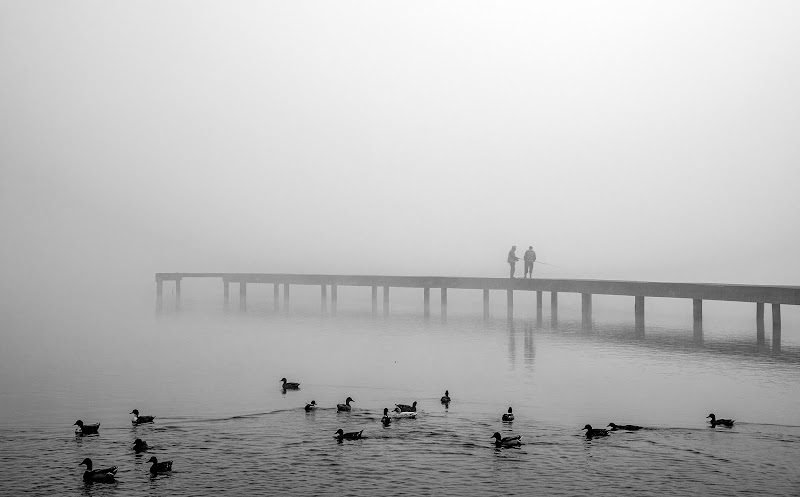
[155,273,799,349]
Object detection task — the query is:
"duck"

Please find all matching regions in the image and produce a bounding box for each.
[74,420,100,435]
[395,401,417,413]
[132,438,149,452]
[304,400,317,412]
[147,456,173,474]
[607,423,642,431]
[381,408,392,426]
[79,458,117,482]
[337,397,354,412]
[707,413,735,428]
[334,428,363,441]
[491,432,522,447]
[583,424,609,437]
[280,378,300,390]
[440,390,451,404]
[130,409,155,425]
[502,407,514,422]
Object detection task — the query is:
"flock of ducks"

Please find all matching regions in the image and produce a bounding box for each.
[284,378,737,447]
[74,378,738,482]
[73,408,173,483]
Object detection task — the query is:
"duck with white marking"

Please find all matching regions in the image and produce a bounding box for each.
[147,456,173,474]
[583,424,609,438]
[74,420,100,435]
[607,423,642,431]
[491,432,522,447]
[133,438,149,453]
[381,408,392,426]
[502,407,514,422]
[337,397,354,412]
[130,409,155,425]
[395,401,417,413]
[304,400,317,412]
[707,413,735,428]
[334,428,363,441]
[440,390,451,404]
[280,378,300,390]
[79,458,117,482]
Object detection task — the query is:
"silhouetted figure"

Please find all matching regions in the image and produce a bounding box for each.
[523,246,536,278]
[507,246,519,278]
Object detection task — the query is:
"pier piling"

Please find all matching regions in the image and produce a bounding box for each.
[273,283,280,312]
[507,289,513,320]
[635,296,645,335]
[581,293,592,330]
[331,284,338,316]
[383,286,390,317]
[536,291,542,326]
[772,304,781,352]
[693,299,703,339]
[239,282,246,312]
[424,287,430,318]
[756,302,764,344]
[371,286,378,317]
[441,287,448,321]
[551,292,558,328]
[483,289,489,320]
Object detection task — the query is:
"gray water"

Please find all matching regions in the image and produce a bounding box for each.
[2,305,799,496]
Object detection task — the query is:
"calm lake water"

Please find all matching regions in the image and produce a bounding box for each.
[2,299,799,496]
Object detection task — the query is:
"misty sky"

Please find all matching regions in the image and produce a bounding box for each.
[1,1,799,320]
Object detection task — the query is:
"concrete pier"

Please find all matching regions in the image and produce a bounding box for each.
[156,273,799,345]
[331,284,338,316]
[223,280,229,310]
[423,287,430,318]
[693,299,703,340]
[581,293,592,330]
[635,296,645,335]
[273,283,280,312]
[536,291,543,326]
[321,284,327,315]
[441,287,448,321]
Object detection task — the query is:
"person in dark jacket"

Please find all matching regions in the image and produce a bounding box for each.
[507,246,520,278]
[523,246,537,278]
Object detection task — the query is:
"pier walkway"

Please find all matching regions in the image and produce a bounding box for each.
[156,273,798,349]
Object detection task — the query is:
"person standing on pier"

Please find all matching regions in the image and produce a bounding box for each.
[507,246,520,278]
[523,246,537,278]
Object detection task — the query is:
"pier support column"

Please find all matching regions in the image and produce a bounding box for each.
[507,289,514,321]
[772,304,781,352]
[693,299,702,339]
[383,286,390,317]
[331,285,338,316]
[321,285,327,315]
[635,296,645,335]
[273,284,280,312]
[423,288,430,319]
[156,279,163,313]
[239,282,247,312]
[283,284,290,313]
[581,293,592,331]
[441,288,448,322]
[483,289,489,320]
[756,303,765,345]
[371,286,378,317]
[175,279,181,311]
[536,291,542,326]
[223,281,230,311]
[550,292,558,328]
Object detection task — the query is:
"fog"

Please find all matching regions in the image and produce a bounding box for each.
[1,1,799,328]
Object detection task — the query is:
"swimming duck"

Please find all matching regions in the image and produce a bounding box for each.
[130,409,155,425]
[491,432,522,447]
[381,408,392,426]
[607,423,642,431]
[502,407,514,422]
[334,428,363,441]
[395,401,417,413]
[280,378,300,390]
[707,413,735,428]
[79,458,117,482]
[74,420,100,435]
[132,438,149,453]
[440,390,451,404]
[337,397,354,412]
[583,424,609,437]
[147,456,173,474]
[305,400,317,412]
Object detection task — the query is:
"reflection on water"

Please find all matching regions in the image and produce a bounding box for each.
[1,311,799,496]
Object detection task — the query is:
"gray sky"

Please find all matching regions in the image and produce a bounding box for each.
[1,1,799,318]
